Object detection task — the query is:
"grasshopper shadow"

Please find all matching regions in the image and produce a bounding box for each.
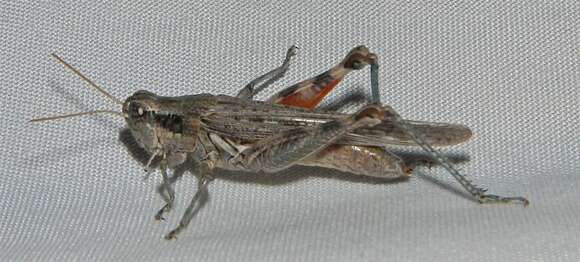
[48,81,121,130]
[24,82,123,169]
[318,89,368,112]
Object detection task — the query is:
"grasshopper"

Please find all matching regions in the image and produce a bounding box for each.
[32,46,529,240]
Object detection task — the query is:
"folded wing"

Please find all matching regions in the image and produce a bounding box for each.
[343,119,472,147]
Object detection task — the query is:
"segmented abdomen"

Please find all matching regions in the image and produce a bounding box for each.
[300,145,410,179]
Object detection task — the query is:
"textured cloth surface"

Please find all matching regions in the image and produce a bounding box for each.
[1,1,578,261]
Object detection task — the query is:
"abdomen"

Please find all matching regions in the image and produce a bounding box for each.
[300,145,411,179]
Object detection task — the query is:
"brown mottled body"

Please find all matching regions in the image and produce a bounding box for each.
[167,93,471,177]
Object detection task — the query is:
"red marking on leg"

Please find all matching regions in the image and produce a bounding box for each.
[277,78,342,110]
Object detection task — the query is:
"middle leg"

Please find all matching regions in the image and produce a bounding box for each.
[164,152,217,240]
[154,160,175,221]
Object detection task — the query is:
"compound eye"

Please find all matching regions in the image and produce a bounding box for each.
[129,103,148,119]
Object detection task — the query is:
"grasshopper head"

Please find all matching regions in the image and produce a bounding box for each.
[36,54,195,167]
[122,90,197,161]
[122,90,164,153]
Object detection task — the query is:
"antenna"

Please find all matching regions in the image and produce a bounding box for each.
[30,54,126,123]
[51,53,123,105]
[30,110,123,123]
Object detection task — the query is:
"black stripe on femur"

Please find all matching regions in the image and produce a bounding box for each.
[312,71,334,87]
[276,84,300,98]
[155,113,184,134]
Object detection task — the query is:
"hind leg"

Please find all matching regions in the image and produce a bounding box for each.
[269,46,377,110]
[236,45,298,100]
[367,55,529,206]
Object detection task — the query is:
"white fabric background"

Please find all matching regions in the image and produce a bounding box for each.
[1,1,578,261]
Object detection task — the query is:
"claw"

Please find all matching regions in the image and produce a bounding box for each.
[285,45,299,62]
[403,165,413,176]
[164,226,182,240]
[164,231,177,240]
[477,194,530,207]
[154,214,165,222]
[154,203,172,222]
[143,173,150,181]
[288,44,299,52]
